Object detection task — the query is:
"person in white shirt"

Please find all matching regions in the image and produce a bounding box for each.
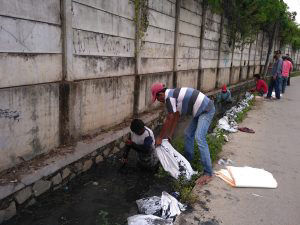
[122,119,158,170]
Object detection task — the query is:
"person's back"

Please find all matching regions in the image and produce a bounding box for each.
[256,79,268,94]
[282,60,292,77]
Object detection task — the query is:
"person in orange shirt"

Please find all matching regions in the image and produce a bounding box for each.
[281,56,293,93]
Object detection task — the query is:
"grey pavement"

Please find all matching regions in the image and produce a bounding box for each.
[175,76,300,225]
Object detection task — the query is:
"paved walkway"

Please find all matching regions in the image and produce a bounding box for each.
[176,76,300,225]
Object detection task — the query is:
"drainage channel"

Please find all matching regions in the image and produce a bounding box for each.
[3,88,250,225]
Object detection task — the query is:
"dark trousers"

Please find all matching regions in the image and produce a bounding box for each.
[287,76,291,86]
[281,77,288,93]
[267,77,280,99]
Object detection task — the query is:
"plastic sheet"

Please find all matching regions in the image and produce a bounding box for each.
[127,215,173,225]
[156,140,197,180]
[136,196,161,216]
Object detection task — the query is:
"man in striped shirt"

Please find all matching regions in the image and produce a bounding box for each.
[151,83,215,186]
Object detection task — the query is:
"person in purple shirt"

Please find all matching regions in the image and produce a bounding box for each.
[151,83,215,186]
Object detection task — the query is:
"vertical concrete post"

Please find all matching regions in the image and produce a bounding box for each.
[59,0,73,145]
[259,32,265,74]
[172,0,181,88]
[133,2,142,116]
[215,13,224,88]
[238,44,244,82]
[197,1,208,90]
[229,38,236,84]
[245,42,252,80]
[252,33,259,76]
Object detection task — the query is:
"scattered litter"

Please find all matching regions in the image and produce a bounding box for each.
[134,192,186,224]
[252,193,263,197]
[127,215,173,225]
[223,134,229,142]
[92,181,99,186]
[217,158,234,166]
[156,140,197,180]
[136,196,161,216]
[216,166,278,188]
[238,127,255,133]
[170,192,180,199]
[217,92,254,133]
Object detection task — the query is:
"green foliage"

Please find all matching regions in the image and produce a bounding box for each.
[206,0,300,49]
[134,0,149,53]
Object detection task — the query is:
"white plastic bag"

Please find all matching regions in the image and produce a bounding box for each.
[161,191,186,220]
[127,215,173,225]
[155,140,197,180]
[136,196,161,216]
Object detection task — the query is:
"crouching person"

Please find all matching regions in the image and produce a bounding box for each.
[122,119,159,171]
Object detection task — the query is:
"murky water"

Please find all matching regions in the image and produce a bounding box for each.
[4,154,173,225]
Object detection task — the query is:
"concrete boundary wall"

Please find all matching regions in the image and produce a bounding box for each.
[1,0,300,173]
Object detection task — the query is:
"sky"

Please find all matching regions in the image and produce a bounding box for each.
[284,0,300,24]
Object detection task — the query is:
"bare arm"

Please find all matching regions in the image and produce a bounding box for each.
[156,112,176,145]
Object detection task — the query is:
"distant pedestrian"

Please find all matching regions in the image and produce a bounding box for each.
[151,83,215,186]
[266,50,283,99]
[251,74,268,97]
[285,54,294,86]
[281,56,293,93]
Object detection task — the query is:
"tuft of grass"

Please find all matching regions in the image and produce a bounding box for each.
[290,71,300,77]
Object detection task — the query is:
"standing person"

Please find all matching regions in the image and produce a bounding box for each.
[151,83,215,186]
[122,119,158,171]
[281,56,293,93]
[251,74,268,96]
[285,54,294,86]
[266,50,283,99]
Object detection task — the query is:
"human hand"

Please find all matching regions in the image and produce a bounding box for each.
[155,137,162,146]
[121,158,128,164]
[125,139,133,146]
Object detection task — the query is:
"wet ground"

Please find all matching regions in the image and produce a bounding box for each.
[4,155,173,225]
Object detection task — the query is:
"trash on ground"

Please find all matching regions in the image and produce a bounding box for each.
[238,127,255,133]
[136,196,161,216]
[217,92,254,133]
[217,158,234,166]
[127,214,173,225]
[223,134,229,142]
[92,181,99,186]
[215,166,278,188]
[135,192,186,219]
[156,140,197,180]
[252,193,263,197]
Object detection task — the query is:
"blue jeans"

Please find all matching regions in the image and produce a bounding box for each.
[281,77,288,93]
[184,106,215,176]
[267,77,280,99]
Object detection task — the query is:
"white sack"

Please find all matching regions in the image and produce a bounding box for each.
[156,140,197,180]
[216,166,278,188]
[127,215,173,225]
[136,196,161,216]
[161,191,186,220]
[217,116,238,133]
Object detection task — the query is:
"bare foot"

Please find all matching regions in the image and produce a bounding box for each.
[196,175,213,187]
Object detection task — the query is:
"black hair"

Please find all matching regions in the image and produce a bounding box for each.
[254,74,261,79]
[130,119,145,134]
[156,87,167,96]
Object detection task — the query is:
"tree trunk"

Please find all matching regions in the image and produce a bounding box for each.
[263,22,279,77]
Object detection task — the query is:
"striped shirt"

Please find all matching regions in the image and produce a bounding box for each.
[165,88,213,118]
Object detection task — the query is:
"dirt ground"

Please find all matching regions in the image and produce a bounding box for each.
[175,76,300,225]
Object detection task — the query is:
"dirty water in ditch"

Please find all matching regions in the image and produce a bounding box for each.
[4,154,173,225]
[4,88,250,225]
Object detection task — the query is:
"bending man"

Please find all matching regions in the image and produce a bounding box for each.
[151,83,215,186]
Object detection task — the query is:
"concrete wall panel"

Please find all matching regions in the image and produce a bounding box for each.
[0,0,61,25]
[70,76,134,136]
[201,68,217,91]
[0,16,62,53]
[141,43,174,59]
[176,70,198,88]
[148,10,176,31]
[180,8,202,26]
[0,54,62,88]
[179,34,200,48]
[140,58,174,74]
[73,30,135,57]
[0,84,59,172]
[145,26,175,45]
[217,68,230,87]
[181,0,202,15]
[179,21,201,37]
[138,72,173,113]
[72,56,135,80]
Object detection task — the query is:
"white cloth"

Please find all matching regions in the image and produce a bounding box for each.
[216,166,278,188]
[155,140,197,180]
[136,196,161,216]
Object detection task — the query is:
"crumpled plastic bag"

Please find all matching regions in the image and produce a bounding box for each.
[136,196,161,216]
[217,92,254,133]
[161,191,186,220]
[127,214,173,225]
[155,140,197,180]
